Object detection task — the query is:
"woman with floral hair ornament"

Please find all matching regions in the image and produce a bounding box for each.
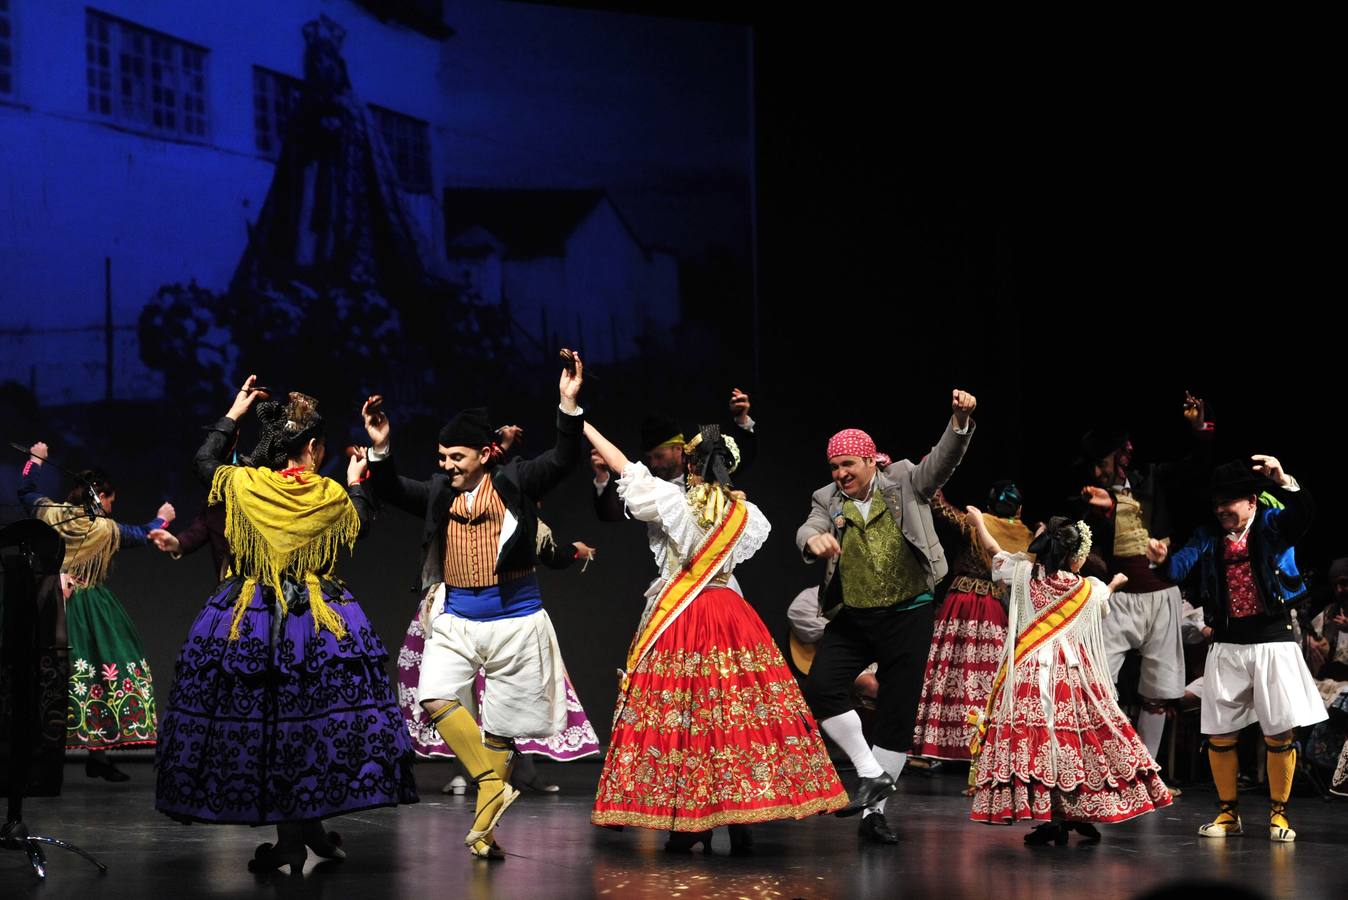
[965,511,1172,844]
[586,421,847,854]
[155,376,417,873]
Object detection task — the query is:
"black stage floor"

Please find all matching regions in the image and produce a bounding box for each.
[2,759,1344,899]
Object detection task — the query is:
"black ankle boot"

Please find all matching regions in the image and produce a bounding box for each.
[85,756,130,782]
[727,825,754,856]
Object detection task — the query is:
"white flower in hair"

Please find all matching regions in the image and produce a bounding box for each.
[1073,520,1093,563]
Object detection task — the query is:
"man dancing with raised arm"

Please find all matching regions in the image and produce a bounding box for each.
[797,389,975,844]
[1148,455,1325,842]
[362,354,585,860]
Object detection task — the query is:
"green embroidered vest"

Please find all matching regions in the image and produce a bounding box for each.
[838,491,929,609]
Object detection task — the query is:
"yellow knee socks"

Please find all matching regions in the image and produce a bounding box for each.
[1198,736,1241,837]
[428,703,516,847]
[1264,736,1295,837]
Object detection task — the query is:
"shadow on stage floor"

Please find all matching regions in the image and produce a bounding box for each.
[2,758,1343,899]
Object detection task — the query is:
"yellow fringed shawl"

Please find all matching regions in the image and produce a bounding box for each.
[209,465,360,640]
[34,499,120,586]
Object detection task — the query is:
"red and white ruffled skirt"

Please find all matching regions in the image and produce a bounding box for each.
[971,641,1172,824]
[912,585,1007,760]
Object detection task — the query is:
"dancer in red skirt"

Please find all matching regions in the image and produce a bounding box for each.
[585,421,847,853]
[912,485,1032,765]
[965,510,1172,844]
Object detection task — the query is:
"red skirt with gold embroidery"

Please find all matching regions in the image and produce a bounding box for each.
[591,587,848,831]
[912,587,1007,760]
[970,642,1172,824]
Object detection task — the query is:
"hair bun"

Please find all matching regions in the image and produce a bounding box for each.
[283,392,320,435]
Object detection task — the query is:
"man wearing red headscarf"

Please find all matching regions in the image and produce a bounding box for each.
[797,389,976,843]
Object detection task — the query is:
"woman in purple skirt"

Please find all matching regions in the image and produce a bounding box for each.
[155,376,417,872]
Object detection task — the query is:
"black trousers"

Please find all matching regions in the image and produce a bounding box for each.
[803,602,936,753]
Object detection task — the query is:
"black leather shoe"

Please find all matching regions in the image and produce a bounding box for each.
[85,757,130,782]
[858,812,899,844]
[1024,822,1067,846]
[1065,821,1101,843]
[835,774,896,818]
[665,830,712,853]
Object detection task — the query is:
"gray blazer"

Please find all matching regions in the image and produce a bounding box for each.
[796,420,974,618]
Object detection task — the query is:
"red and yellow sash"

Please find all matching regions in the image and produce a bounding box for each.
[968,575,1093,755]
[621,498,749,689]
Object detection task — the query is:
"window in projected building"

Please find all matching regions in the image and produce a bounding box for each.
[0,0,13,97]
[86,10,208,139]
[253,66,302,159]
[370,104,431,194]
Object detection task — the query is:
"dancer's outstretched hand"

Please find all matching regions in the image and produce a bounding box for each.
[347,446,369,486]
[362,395,389,450]
[559,349,584,412]
[148,528,180,554]
[227,375,267,421]
[28,441,48,465]
[157,502,176,524]
[1080,485,1113,510]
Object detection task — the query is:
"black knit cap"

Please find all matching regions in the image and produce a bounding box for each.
[1209,460,1274,503]
[640,413,684,455]
[439,407,494,449]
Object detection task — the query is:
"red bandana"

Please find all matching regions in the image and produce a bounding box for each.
[827,428,876,460]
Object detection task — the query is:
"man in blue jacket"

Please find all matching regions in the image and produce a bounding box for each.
[1148,455,1326,842]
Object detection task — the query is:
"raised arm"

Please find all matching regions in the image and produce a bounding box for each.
[361,395,434,518]
[726,388,759,473]
[1253,455,1314,545]
[17,442,50,514]
[965,505,1003,558]
[196,375,267,486]
[908,389,977,502]
[583,420,633,478]
[344,447,376,536]
[513,352,586,497]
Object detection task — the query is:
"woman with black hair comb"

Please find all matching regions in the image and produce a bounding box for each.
[585,420,847,854]
[964,510,1172,844]
[155,375,417,873]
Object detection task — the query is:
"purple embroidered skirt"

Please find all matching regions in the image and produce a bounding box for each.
[155,577,418,824]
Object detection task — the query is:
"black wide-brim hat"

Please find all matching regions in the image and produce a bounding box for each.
[1209,459,1275,503]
